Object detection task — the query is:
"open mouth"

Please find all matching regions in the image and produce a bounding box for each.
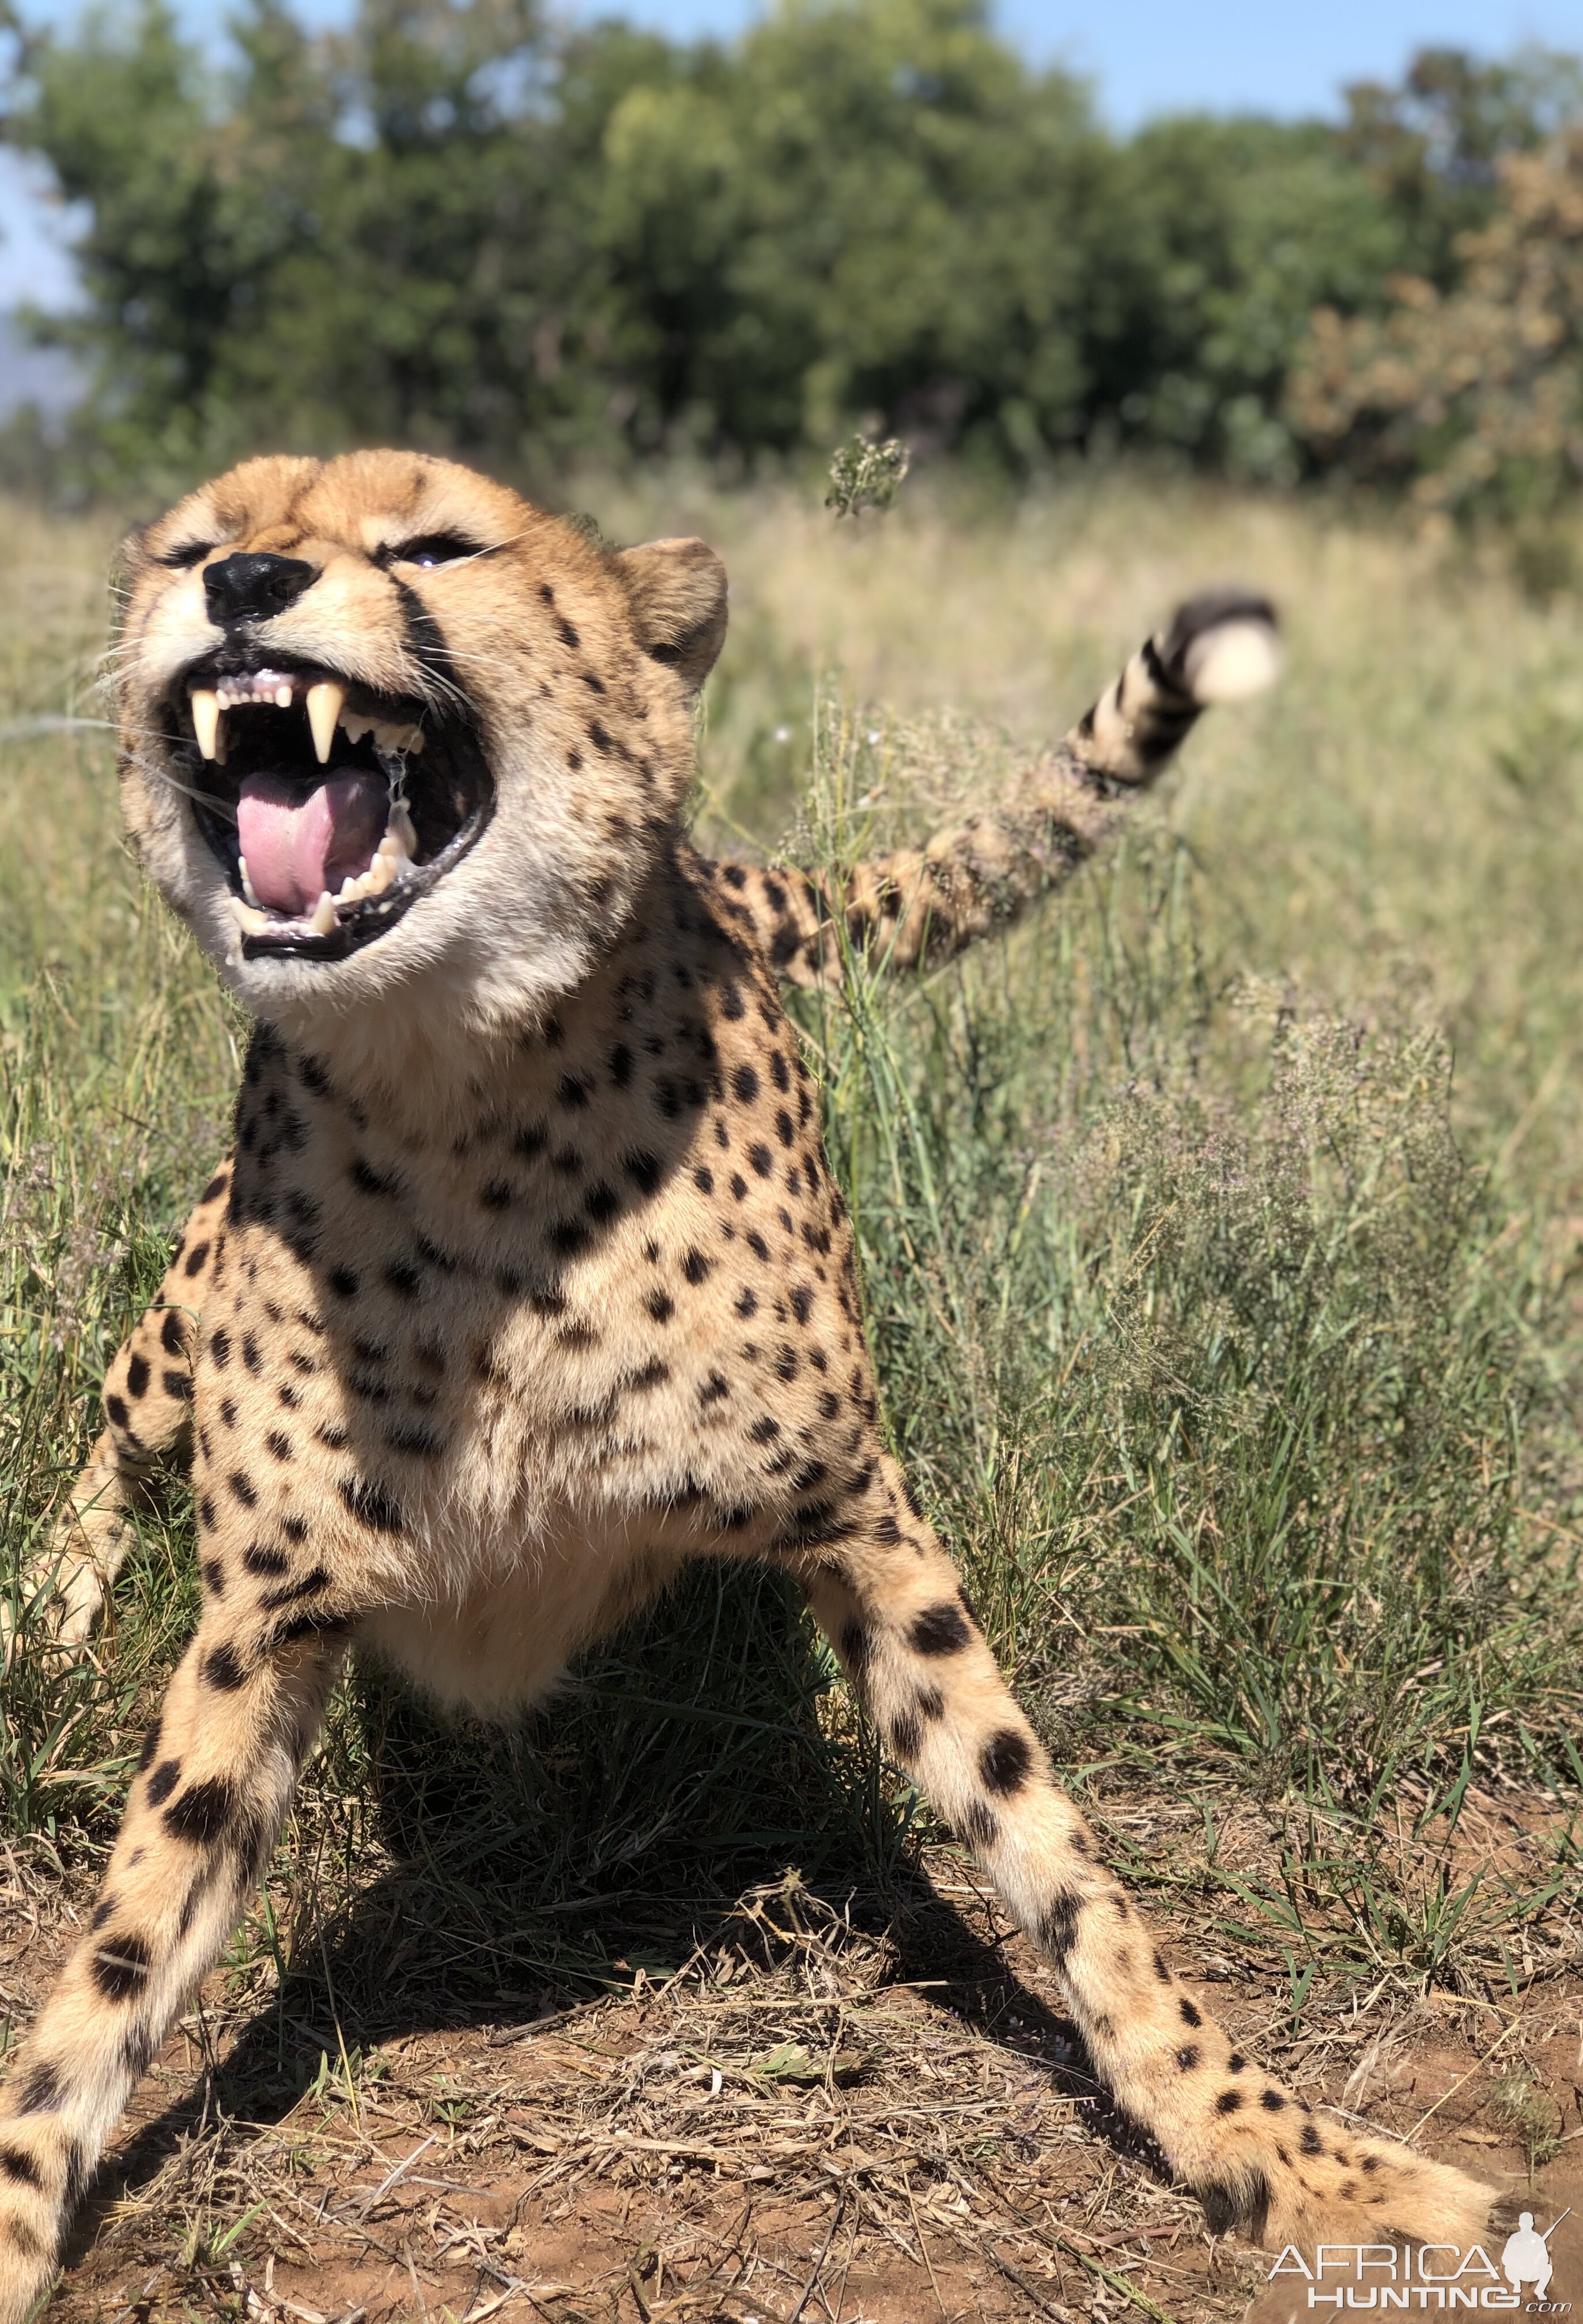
[165,658,495,960]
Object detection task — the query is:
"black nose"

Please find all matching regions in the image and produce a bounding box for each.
[203,551,316,627]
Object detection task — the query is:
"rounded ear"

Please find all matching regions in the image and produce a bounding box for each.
[613,537,728,693]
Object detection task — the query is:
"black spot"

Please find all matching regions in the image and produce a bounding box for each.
[1215,2089,1242,2115]
[682,1249,712,1285]
[733,1064,760,1104]
[351,1157,400,1198]
[339,1477,404,1533]
[480,1178,513,1209]
[137,1716,163,1772]
[788,1285,813,1324]
[259,1567,332,1610]
[698,1370,730,1406]
[165,1778,236,1847]
[747,1413,779,1442]
[203,1642,249,1691]
[16,2062,62,2114]
[1228,2051,1246,2072]
[980,1728,1033,1794]
[92,1931,153,2002]
[228,1469,258,1508]
[1299,2124,1323,2156]
[145,1757,182,1806]
[960,1799,998,1848]
[384,1424,445,1459]
[184,1240,210,1277]
[282,1514,309,1542]
[161,1309,186,1354]
[330,1266,359,1298]
[126,1352,149,1398]
[1260,2089,1286,2111]
[266,1429,293,1462]
[910,1602,972,1656]
[105,1392,129,1428]
[1178,1997,1202,2028]
[550,1217,591,1258]
[746,1229,770,1261]
[610,1044,634,1086]
[202,1558,225,1595]
[558,1073,591,1109]
[585,1182,620,1225]
[1177,2044,1201,2070]
[244,1544,290,1576]
[0,2144,43,2189]
[838,1617,869,1675]
[890,1710,922,1760]
[624,1150,662,1195]
[693,1166,715,1195]
[1153,1948,1172,1983]
[385,1259,422,1297]
[645,1288,675,1323]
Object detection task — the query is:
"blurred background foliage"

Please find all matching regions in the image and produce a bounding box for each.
[0,0,1580,518]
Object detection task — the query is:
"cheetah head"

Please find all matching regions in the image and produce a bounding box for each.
[116,450,727,1046]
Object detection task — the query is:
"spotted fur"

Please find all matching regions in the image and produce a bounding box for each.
[0,454,1492,2317]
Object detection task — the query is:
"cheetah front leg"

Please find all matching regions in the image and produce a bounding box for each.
[0,1610,345,2319]
[794,1491,1499,2251]
[5,1161,231,1661]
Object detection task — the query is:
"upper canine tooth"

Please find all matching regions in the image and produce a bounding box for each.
[306,681,345,766]
[191,689,221,760]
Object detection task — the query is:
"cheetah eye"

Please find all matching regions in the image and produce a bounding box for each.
[381,532,488,571]
[157,541,218,570]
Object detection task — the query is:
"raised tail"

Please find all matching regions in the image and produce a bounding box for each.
[707,588,1279,987]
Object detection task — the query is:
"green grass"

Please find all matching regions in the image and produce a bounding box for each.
[1,473,1580,2033]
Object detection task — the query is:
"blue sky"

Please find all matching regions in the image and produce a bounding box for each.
[3,0,1580,308]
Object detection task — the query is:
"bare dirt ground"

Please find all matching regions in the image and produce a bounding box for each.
[3,1771,1580,2324]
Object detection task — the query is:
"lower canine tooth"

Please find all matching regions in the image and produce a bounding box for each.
[307,680,345,764]
[226,895,270,935]
[190,689,221,760]
[308,891,337,937]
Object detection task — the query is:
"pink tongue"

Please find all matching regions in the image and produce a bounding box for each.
[237,773,388,916]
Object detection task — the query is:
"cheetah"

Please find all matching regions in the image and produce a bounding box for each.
[0,450,1498,2315]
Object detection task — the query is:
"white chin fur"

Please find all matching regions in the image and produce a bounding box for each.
[1183,618,1282,705]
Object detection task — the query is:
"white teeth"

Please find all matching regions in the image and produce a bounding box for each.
[275,684,293,710]
[308,891,337,937]
[391,802,418,856]
[340,711,373,745]
[226,895,270,935]
[239,855,260,908]
[190,688,221,760]
[371,719,425,756]
[307,680,346,765]
[367,851,395,896]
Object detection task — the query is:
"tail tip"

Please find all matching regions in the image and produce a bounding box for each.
[1163,588,1281,707]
